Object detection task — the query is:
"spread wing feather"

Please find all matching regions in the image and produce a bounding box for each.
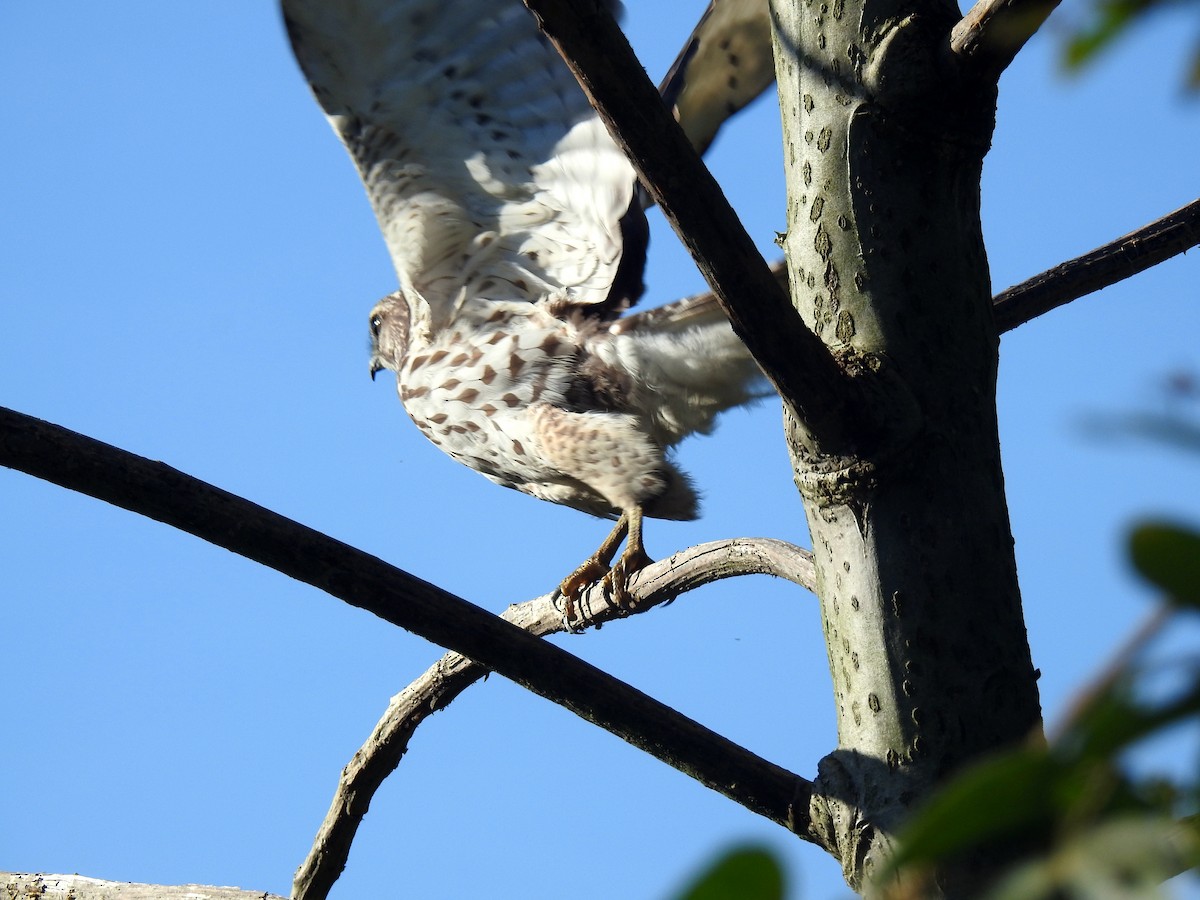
[660,0,775,157]
[283,0,643,329]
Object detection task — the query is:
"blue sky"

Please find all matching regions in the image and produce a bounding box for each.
[2,3,1198,898]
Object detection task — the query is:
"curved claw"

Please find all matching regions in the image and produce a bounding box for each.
[559,514,628,593]
[602,539,653,610]
[557,506,655,620]
[558,513,631,623]
[600,505,651,610]
[559,554,613,602]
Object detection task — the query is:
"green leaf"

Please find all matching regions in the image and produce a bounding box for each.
[674,846,785,900]
[1062,0,1200,92]
[883,747,1062,874]
[1064,0,1159,70]
[1129,522,1200,608]
[1060,672,1200,763]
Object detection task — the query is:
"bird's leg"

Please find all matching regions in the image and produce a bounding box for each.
[558,513,630,609]
[602,505,653,609]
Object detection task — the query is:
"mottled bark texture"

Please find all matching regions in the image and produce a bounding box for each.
[771,0,1043,891]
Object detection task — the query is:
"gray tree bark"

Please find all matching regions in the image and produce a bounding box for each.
[771,0,1043,891]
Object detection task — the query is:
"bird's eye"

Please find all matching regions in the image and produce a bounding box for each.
[369,314,383,337]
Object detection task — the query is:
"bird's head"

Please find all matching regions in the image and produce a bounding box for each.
[368,291,411,380]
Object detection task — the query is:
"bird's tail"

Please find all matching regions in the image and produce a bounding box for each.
[610,259,788,336]
[608,291,774,449]
[610,287,732,337]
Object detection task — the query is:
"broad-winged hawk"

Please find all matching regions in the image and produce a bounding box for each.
[283,0,774,601]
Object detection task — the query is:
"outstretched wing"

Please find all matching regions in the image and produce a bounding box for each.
[283,0,646,328]
[660,0,775,158]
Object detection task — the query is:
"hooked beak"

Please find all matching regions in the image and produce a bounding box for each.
[369,359,383,381]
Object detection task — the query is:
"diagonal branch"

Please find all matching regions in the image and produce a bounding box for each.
[0,406,813,835]
[994,198,1200,333]
[951,0,1063,81]
[294,538,816,900]
[520,0,857,447]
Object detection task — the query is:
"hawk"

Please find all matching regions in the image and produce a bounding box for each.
[283,0,775,601]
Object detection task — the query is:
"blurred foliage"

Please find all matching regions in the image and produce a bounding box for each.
[876,523,1200,895]
[879,648,1200,893]
[876,374,1200,896]
[1131,522,1200,608]
[1083,371,1200,454]
[671,845,786,900]
[1061,0,1200,91]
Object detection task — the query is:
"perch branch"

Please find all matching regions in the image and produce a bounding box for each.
[294,538,816,900]
[520,0,857,447]
[0,407,813,839]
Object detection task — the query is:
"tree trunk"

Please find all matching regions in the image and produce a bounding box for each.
[770,0,1044,891]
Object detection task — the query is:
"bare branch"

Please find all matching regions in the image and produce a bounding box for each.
[294,538,817,900]
[994,198,1200,333]
[0,407,813,840]
[1,873,284,900]
[660,201,1198,336]
[520,0,860,448]
[951,0,1063,80]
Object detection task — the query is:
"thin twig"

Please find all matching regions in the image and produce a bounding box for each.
[994,199,1200,333]
[293,538,816,900]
